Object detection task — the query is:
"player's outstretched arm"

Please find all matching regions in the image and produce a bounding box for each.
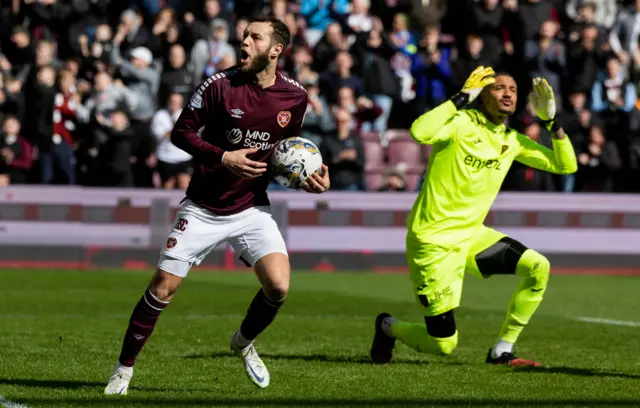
[515,78,578,175]
[410,66,495,145]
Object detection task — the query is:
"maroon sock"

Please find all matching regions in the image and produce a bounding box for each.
[118,289,169,367]
[239,289,284,341]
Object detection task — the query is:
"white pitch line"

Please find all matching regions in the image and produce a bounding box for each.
[576,317,640,327]
[0,395,28,408]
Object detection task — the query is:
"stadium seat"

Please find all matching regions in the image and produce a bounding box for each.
[362,138,385,170]
[405,165,426,191]
[364,165,386,191]
[388,138,422,166]
[384,129,412,142]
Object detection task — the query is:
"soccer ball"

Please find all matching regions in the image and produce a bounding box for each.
[271,137,323,189]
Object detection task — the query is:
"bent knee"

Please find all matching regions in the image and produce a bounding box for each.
[150,269,183,301]
[264,280,289,302]
[519,250,550,286]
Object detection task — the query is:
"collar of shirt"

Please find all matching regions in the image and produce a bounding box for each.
[466,108,507,135]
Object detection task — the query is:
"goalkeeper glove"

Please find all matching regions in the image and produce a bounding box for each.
[529,77,560,131]
[450,66,496,109]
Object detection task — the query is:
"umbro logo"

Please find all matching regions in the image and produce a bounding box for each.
[230,109,244,119]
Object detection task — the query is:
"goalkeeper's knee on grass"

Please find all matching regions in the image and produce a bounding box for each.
[390,310,459,356]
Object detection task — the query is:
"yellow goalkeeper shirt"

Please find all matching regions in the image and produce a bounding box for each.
[406,100,577,247]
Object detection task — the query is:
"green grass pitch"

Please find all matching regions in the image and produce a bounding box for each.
[1,269,639,408]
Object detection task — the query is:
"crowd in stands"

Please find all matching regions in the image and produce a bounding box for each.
[1,0,639,192]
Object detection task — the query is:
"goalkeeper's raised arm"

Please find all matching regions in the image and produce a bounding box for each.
[409,66,496,145]
[515,78,578,175]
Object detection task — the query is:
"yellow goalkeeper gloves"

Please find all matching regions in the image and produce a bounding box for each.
[451,66,496,109]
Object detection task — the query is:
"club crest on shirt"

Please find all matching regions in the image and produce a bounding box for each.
[501,145,509,154]
[277,111,291,128]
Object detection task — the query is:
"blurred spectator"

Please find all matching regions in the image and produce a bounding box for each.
[313,22,349,73]
[591,57,637,113]
[335,86,382,133]
[609,0,640,66]
[466,0,507,57]
[191,18,235,83]
[575,125,621,191]
[350,27,398,136]
[525,20,566,106]
[159,44,195,104]
[301,73,332,147]
[183,0,230,44]
[0,115,33,185]
[389,13,417,102]
[150,93,192,190]
[567,24,605,95]
[42,69,85,185]
[566,0,617,29]
[319,50,361,103]
[300,0,349,47]
[97,110,135,187]
[504,121,556,191]
[320,108,365,190]
[411,25,452,113]
[378,164,407,191]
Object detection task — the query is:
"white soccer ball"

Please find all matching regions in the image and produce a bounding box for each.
[271,137,323,189]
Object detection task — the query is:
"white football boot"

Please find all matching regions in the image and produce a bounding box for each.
[104,364,132,395]
[230,331,270,388]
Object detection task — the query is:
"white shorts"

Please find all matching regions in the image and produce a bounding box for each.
[158,199,288,277]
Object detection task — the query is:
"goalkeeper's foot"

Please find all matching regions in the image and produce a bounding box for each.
[370,312,396,364]
[485,348,541,367]
[104,364,132,395]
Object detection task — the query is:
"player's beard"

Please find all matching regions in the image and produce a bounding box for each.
[241,50,271,74]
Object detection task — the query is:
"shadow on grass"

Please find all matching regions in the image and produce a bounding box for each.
[11,397,640,407]
[0,378,209,393]
[184,351,438,365]
[512,365,640,379]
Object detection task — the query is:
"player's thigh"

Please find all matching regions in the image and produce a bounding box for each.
[406,238,466,317]
[158,199,228,278]
[228,206,290,295]
[465,226,528,278]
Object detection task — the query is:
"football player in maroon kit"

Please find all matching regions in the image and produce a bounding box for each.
[104,16,330,394]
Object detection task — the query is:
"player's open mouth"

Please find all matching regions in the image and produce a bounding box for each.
[240,50,250,64]
[500,100,512,106]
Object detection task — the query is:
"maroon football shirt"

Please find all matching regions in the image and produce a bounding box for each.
[171,67,308,215]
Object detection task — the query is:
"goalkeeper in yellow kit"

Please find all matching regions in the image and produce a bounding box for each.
[370,67,577,367]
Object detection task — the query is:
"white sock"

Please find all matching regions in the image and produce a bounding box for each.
[115,362,133,377]
[381,316,397,338]
[235,330,253,349]
[492,339,514,359]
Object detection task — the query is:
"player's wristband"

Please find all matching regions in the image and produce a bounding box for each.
[450,93,470,110]
[542,118,562,133]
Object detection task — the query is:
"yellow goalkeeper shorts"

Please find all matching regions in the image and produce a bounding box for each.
[406,226,506,317]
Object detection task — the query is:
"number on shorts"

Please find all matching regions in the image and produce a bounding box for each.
[174,218,188,232]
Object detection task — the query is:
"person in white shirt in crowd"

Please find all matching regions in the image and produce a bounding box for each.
[150,92,192,190]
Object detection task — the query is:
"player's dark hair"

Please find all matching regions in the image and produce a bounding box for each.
[249,16,291,49]
[493,71,515,81]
